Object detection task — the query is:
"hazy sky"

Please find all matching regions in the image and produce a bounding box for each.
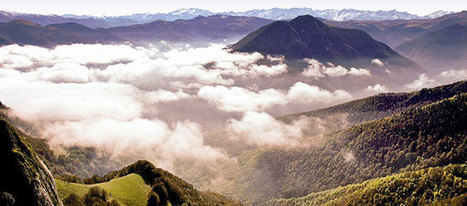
[1,0,465,16]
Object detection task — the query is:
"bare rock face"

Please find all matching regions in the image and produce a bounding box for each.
[0,120,62,206]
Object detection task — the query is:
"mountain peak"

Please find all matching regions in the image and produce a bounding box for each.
[231,15,415,67]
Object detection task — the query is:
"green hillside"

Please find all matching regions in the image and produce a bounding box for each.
[281,80,467,125]
[215,85,467,204]
[269,164,467,206]
[57,160,240,206]
[56,174,151,206]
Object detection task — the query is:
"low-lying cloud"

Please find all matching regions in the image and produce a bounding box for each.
[301,58,371,78]
[0,42,462,186]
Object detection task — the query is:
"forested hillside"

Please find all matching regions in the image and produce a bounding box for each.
[269,164,467,206]
[215,83,467,204]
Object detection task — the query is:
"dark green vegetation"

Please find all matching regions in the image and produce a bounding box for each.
[231,15,416,67]
[395,24,467,70]
[0,119,62,205]
[269,164,467,206]
[62,186,120,206]
[215,81,467,204]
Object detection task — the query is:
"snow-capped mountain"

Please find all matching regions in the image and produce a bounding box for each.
[422,10,455,19]
[58,8,450,23]
[222,8,421,21]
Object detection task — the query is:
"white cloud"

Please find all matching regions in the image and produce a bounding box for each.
[348,67,371,76]
[371,58,384,66]
[198,85,285,112]
[405,74,438,90]
[286,82,351,104]
[227,112,304,146]
[198,82,351,113]
[439,69,467,81]
[145,89,191,104]
[301,58,371,78]
[366,84,388,93]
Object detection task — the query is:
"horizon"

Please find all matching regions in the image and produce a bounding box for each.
[1,0,465,16]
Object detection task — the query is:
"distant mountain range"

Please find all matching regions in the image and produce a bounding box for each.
[0,16,273,47]
[0,8,456,28]
[324,11,467,48]
[395,24,467,70]
[231,15,417,68]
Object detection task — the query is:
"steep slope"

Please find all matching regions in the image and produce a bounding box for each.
[0,120,62,205]
[395,24,467,70]
[0,19,93,47]
[231,15,416,67]
[269,164,467,206]
[215,83,467,204]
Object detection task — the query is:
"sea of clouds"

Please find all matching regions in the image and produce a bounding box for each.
[0,42,465,180]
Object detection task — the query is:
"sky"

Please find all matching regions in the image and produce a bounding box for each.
[1,0,465,16]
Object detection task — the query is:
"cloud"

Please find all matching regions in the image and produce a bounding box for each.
[0,43,356,179]
[44,118,228,169]
[301,58,371,78]
[227,112,303,146]
[439,69,467,81]
[145,89,192,104]
[198,82,351,113]
[405,74,438,90]
[286,82,351,104]
[366,84,388,93]
[371,58,384,66]
[198,85,285,112]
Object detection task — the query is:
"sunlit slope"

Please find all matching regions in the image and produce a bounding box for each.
[56,173,151,206]
[269,164,467,206]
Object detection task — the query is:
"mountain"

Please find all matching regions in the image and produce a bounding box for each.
[47,22,121,42]
[223,8,421,21]
[1,9,457,29]
[0,19,93,47]
[269,164,467,206]
[106,15,273,43]
[0,11,114,28]
[324,11,467,48]
[0,119,62,205]
[231,15,417,67]
[213,81,467,204]
[0,16,272,47]
[395,24,467,70]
